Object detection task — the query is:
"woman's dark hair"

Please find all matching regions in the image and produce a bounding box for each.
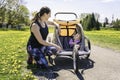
[32,6,51,22]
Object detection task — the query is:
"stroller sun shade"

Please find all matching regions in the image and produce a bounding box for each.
[60,25,76,36]
[53,19,79,36]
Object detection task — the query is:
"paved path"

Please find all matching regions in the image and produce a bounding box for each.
[36,33,120,80]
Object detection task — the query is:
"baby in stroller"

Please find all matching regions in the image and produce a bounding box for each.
[69,33,81,48]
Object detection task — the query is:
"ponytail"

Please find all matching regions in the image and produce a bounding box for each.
[31,6,51,23]
[31,13,39,22]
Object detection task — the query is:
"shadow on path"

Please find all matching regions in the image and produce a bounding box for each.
[26,56,95,80]
[27,64,59,80]
[53,56,95,80]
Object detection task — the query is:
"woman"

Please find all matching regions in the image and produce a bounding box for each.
[27,6,62,68]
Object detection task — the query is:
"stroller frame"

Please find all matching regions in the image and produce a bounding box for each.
[51,12,91,73]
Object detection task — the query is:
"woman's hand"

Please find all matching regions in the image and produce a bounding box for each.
[56,45,62,51]
[50,43,62,51]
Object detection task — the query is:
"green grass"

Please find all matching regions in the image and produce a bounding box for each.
[0,27,54,80]
[85,30,120,52]
[48,26,55,33]
[0,30,37,79]
[0,28,120,79]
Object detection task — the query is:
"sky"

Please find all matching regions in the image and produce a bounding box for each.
[24,0,120,23]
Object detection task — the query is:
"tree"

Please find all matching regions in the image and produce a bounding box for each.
[0,0,30,28]
[81,13,100,31]
[16,5,30,25]
[103,17,109,27]
[91,13,96,29]
[0,0,7,23]
[6,0,23,25]
[112,19,120,30]
[95,20,100,30]
[0,0,6,8]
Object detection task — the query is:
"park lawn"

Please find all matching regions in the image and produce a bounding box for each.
[0,28,120,79]
[0,27,54,80]
[0,30,37,79]
[84,30,120,52]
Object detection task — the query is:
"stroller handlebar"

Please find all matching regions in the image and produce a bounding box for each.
[54,12,78,19]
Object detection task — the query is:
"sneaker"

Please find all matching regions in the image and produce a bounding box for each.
[27,57,33,65]
[27,60,33,65]
[36,63,48,70]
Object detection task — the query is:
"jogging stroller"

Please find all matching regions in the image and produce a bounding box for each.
[50,12,91,73]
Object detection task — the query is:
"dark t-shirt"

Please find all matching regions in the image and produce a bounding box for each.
[27,20,49,48]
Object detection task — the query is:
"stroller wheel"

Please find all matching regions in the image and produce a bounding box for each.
[73,50,79,73]
[86,54,90,59]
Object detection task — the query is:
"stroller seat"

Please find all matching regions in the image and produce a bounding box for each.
[58,35,90,56]
[54,18,91,56]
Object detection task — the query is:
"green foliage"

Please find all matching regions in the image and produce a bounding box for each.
[0,0,30,28]
[95,20,100,30]
[81,13,100,31]
[112,19,120,30]
[103,17,109,27]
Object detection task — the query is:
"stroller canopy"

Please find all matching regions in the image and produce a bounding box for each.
[54,19,80,36]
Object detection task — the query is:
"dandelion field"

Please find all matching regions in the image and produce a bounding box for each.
[0,28,120,79]
[0,30,36,80]
[0,27,54,80]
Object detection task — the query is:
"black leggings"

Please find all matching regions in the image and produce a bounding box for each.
[27,45,57,67]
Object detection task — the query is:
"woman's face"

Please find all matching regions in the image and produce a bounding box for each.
[44,12,51,21]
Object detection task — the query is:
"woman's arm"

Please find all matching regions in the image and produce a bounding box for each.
[31,23,62,50]
[46,21,55,25]
[46,21,61,34]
